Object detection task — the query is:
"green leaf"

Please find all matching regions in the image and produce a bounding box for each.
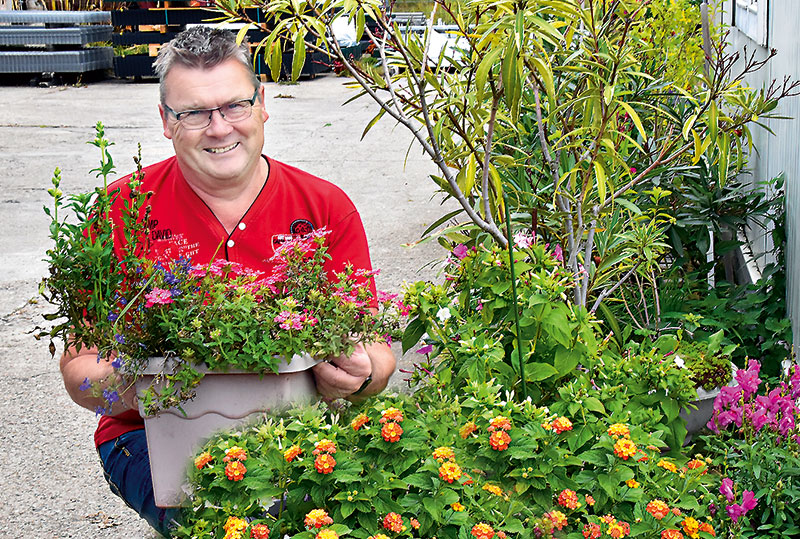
[617,101,647,142]
[402,317,426,354]
[583,396,605,414]
[554,347,580,376]
[475,46,504,103]
[291,32,307,82]
[593,161,607,204]
[526,362,559,381]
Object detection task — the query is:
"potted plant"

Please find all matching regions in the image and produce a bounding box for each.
[38,124,402,505]
[673,329,737,434]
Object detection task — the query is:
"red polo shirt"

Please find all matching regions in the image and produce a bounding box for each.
[94,155,375,447]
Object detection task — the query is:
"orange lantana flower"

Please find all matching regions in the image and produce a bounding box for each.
[194,452,213,470]
[471,523,495,539]
[657,459,678,473]
[304,509,334,529]
[224,461,247,481]
[661,530,684,539]
[557,489,581,509]
[312,439,337,455]
[351,413,370,431]
[547,510,568,530]
[607,423,630,438]
[488,415,512,431]
[613,438,637,460]
[284,445,302,462]
[380,407,404,423]
[551,416,573,434]
[681,517,701,538]
[459,421,478,438]
[315,529,339,539]
[451,502,465,511]
[381,422,403,442]
[382,512,405,533]
[314,453,336,474]
[250,523,270,539]
[646,500,670,520]
[699,522,715,536]
[489,430,511,451]
[483,483,503,496]
[432,446,456,461]
[438,461,462,483]
[223,446,247,462]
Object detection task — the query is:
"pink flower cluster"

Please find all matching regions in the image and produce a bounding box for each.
[708,360,800,437]
[720,477,758,523]
[273,310,319,331]
[145,287,173,308]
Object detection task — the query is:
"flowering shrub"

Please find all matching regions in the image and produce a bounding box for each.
[702,359,800,536]
[39,126,402,414]
[174,381,718,538]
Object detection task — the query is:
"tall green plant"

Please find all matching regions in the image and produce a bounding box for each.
[217,0,797,313]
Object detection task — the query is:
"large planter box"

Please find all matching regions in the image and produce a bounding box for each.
[136,355,320,507]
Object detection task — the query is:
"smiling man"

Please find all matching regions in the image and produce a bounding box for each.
[58,26,395,537]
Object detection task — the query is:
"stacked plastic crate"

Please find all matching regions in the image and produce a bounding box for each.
[0,10,112,75]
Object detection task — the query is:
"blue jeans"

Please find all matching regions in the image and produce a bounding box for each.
[97,429,179,537]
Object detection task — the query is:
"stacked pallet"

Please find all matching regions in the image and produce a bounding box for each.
[0,10,112,74]
[112,6,340,80]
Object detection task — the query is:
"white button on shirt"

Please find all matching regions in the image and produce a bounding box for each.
[238,222,246,230]
[227,239,235,248]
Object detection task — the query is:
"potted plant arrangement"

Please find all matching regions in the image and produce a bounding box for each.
[38,124,403,505]
[672,329,737,434]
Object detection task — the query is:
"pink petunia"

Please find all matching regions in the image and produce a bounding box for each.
[452,244,469,260]
[719,478,735,503]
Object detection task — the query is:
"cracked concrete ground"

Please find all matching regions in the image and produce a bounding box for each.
[0,74,450,537]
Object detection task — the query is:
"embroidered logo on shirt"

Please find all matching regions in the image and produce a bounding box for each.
[271,219,316,251]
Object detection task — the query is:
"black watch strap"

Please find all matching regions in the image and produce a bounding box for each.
[352,374,373,396]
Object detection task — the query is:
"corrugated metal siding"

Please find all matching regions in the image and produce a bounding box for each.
[720,0,800,339]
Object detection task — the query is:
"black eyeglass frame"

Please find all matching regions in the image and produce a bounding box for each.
[163,88,260,129]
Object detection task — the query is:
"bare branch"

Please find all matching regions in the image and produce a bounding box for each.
[590,260,643,314]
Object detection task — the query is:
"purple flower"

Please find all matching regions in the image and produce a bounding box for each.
[79,377,92,391]
[735,360,762,400]
[114,333,126,344]
[553,244,563,262]
[164,272,180,285]
[111,356,124,369]
[103,389,120,404]
[417,344,433,355]
[94,406,107,417]
[452,244,469,260]
[741,490,758,511]
[107,312,119,322]
[720,477,736,502]
[714,385,743,412]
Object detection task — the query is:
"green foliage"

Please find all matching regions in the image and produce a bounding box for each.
[401,241,597,402]
[674,332,735,391]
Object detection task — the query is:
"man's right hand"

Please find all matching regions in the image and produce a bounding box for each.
[59,346,137,416]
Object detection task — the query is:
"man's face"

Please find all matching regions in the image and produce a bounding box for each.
[159,59,269,188]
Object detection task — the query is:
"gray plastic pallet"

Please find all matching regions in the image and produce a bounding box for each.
[0,25,112,45]
[0,10,111,24]
[0,47,112,73]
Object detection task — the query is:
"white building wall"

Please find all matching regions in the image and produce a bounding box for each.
[717,0,800,340]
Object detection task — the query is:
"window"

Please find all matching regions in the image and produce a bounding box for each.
[733,0,768,47]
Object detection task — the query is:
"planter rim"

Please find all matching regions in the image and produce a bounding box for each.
[142,353,322,376]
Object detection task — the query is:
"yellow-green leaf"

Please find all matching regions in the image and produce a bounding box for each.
[682,113,698,141]
[268,40,282,83]
[692,129,703,165]
[291,32,306,82]
[603,85,615,106]
[235,22,254,45]
[709,101,718,141]
[593,161,607,204]
[355,9,365,41]
[617,101,647,142]
[531,57,555,105]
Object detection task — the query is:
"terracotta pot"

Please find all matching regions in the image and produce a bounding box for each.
[135,354,320,507]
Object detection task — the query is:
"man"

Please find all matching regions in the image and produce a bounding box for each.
[59,26,395,537]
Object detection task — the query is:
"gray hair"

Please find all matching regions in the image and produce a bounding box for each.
[153,26,260,103]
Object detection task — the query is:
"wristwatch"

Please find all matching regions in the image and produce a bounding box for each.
[351,374,373,396]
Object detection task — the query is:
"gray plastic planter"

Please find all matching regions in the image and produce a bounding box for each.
[136,355,320,507]
[0,9,111,24]
[0,25,112,46]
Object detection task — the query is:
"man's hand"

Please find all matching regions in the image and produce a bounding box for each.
[313,343,373,399]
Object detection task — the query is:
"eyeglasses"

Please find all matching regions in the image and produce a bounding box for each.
[163,89,260,130]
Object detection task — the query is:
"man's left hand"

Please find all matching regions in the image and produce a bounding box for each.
[313,343,373,399]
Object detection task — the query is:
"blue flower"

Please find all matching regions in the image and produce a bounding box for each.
[164,272,180,285]
[170,287,182,298]
[103,389,120,404]
[107,312,119,322]
[111,356,124,369]
[114,333,126,344]
[79,377,92,391]
[94,406,107,417]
